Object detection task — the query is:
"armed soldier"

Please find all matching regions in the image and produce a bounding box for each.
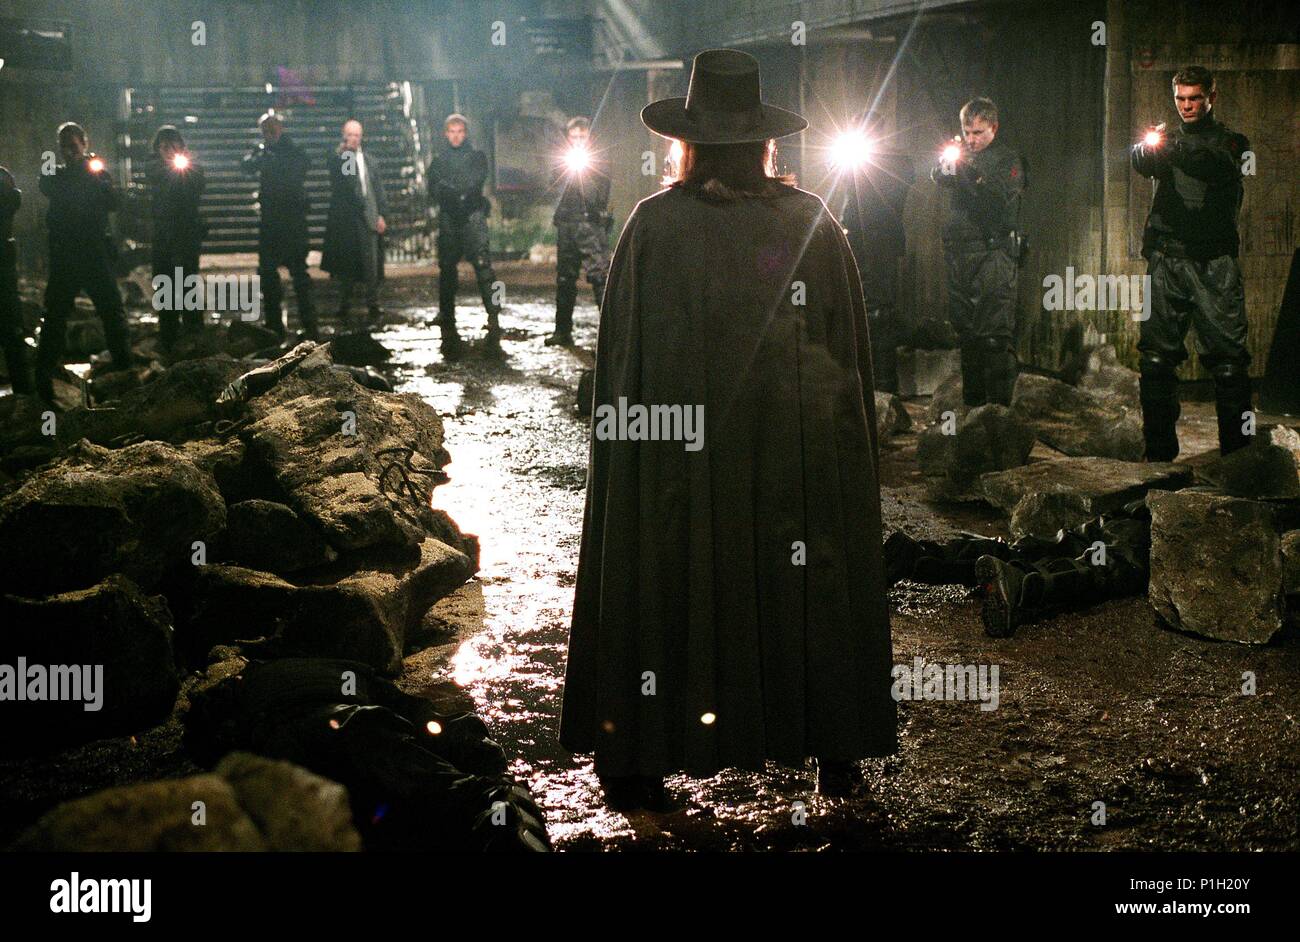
[243,111,317,339]
[35,122,133,403]
[147,125,206,352]
[427,113,502,358]
[1131,65,1252,460]
[931,97,1027,407]
[547,116,612,347]
[0,166,31,393]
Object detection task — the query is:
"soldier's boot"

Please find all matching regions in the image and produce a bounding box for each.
[868,307,900,393]
[981,337,1018,407]
[1139,354,1181,461]
[1211,362,1253,457]
[976,554,1096,638]
[975,555,1033,638]
[960,343,987,406]
[3,341,31,395]
[438,312,465,360]
[547,280,577,346]
[474,269,503,352]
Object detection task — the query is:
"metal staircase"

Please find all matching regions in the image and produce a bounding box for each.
[118,82,430,261]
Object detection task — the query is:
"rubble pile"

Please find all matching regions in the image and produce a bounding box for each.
[0,328,549,851]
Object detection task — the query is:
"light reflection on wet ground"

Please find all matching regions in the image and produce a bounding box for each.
[375,281,1300,852]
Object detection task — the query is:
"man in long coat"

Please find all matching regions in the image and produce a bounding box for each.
[559,49,897,808]
[322,119,388,327]
[243,112,317,337]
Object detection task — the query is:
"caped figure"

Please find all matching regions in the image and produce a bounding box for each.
[35,122,132,403]
[560,50,898,809]
[931,97,1027,407]
[427,113,500,357]
[841,137,915,392]
[0,166,31,394]
[243,111,317,338]
[1131,65,1252,461]
[147,125,206,352]
[322,119,388,329]
[548,116,612,347]
[885,500,1151,638]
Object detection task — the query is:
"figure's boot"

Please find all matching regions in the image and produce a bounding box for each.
[1212,365,1253,457]
[547,280,577,346]
[438,311,465,360]
[960,342,987,407]
[1139,366,1181,462]
[815,758,864,797]
[981,337,1018,407]
[975,555,1032,638]
[4,340,32,395]
[883,531,925,585]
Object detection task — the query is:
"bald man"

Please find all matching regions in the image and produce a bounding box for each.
[322,119,387,326]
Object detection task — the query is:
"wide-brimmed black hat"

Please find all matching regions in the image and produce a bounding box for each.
[641,48,807,144]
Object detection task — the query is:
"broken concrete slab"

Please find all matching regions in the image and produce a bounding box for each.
[1011,372,1145,461]
[980,456,1192,520]
[0,439,226,597]
[896,347,960,397]
[219,499,338,573]
[11,752,360,851]
[180,537,474,673]
[917,403,1035,501]
[1199,425,1300,499]
[0,574,179,756]
[1076,343,1140,406]
[234,345,473,559]
[1147,490,1285,644]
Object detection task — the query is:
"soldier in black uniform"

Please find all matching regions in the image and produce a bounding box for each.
[842,141,915,392]
[931,97,1027,407]
[146,125,206,351]
[885,500,1151,638]
[427,113,501,357]
[35,122,133,403]
[1131,65,1252,461]
[548,116,612,347]
[0,166,31,394]
[243,112,317,338]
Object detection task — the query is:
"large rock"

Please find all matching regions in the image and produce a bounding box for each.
[1011,372,1144,460]
[1283,531,1300,596]
[180,537,474,672]
[873,391,912,442]
[0,574,179,755]
[896,347,960,397]
[11,752,360,851]
[926,370,965,424]
[916,403,1035,500]
[1205,426,1300,499]
[0,440,226,596]
[980,456,1191,522]
[234,345,472,558]
[328,331,391,367]
[1147,490,1286,644]
[1076,343,1140,406]
[219,499,337,573]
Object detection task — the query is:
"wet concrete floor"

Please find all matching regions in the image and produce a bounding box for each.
[383,273,1300,852]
